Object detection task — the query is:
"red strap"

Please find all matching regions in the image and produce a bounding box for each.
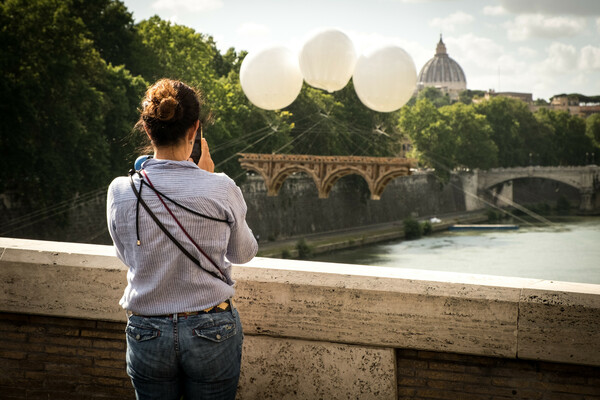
[141,170,225,277]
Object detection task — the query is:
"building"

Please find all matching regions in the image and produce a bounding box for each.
[417,35,467,100]
[483,90,533,104]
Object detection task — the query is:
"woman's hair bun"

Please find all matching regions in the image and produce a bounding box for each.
[157,97,180,121]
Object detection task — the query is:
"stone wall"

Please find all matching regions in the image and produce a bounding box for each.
[0,172,467,245]
[1,238,599,399]
[0,171,588,246]
[242,172,466,241]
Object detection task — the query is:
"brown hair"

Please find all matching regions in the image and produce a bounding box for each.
[136,79,210,147]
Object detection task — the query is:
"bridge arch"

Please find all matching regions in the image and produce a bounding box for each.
[269,166,320,197]
[372,170,415,200]
[482,174,584,193]
[473,166,600,214]
[320,167,374,199]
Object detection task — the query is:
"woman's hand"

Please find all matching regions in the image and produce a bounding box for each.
[196,138,214,172]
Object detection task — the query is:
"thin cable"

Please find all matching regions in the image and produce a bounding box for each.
[272,118,325,154]
[0,187,105,230]
[215,127,280,168]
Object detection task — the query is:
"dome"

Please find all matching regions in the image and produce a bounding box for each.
[417,36,466,98]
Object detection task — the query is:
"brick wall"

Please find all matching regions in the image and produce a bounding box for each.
[397,349,600,400]
[2,311,600,400]
[0,312,132,400]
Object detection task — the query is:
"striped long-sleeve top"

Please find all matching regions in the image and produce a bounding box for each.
[106,158,258,315]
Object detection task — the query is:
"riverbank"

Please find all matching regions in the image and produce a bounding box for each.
[257,210,489,258]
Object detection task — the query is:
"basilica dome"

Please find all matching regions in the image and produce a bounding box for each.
[417,36,466,99]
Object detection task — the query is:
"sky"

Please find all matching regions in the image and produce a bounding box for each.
[122,0,600,101]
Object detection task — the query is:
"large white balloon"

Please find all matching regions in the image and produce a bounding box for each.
[240,46,303,110]
[299,28,357,93]
[353,45,417,113]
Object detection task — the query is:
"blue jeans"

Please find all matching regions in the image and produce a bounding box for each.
[125,307,243,400]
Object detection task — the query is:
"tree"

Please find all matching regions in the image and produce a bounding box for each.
[586,114,600,150]
[417,87,451,108]
[399,99,457,180]
[0,0,147,210]
[458,89,485,105]
[534,108,594,166]
[129,16,295,180]
[474,97,534,167]
[440,103,497,170]
[71,0,136,67]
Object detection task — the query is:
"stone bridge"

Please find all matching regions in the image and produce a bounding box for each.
[238,153,415,200]
[462,165,600,214]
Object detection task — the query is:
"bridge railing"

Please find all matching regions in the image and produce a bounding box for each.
[1,238,599,399]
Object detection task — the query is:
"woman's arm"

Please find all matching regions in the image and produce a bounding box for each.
[225,184,258,264]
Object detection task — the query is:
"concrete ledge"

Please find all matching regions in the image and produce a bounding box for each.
[1,238,599,366]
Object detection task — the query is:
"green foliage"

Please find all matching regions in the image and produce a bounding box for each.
[399,99,497,181]
[295,238,313,260]
[403,218,423,240]
[418,87,451,108]
[586,114,600,150]
[0,0,147,209]
[534,108,594,166]
[474,97,533,167]
[2,0,599,223]
[421,221,433,235]
[399,94,600,178]
[281,249,292,259]
[458,89,485,105]
[440,103,498,170]
[398,99,456,181]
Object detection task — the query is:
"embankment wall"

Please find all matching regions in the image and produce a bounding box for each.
[0,172,582,245]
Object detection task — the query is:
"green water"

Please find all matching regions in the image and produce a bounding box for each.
[311,216,600,284]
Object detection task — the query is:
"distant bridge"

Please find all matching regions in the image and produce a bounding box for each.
[463,166,600,214]
[238,153,415,200]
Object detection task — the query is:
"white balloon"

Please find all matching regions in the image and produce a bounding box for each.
[299,28,357,93]
[240,46,303,110]
[353,45,417,113]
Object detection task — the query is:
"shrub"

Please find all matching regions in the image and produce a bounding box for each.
[403,218,423,240]
[422,221,433,236]
[296,239,313,259]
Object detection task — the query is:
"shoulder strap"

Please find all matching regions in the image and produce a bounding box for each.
[128,173,225,282]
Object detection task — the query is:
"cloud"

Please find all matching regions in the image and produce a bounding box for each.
[445,33,504,70]
[517,47,538,58]
[579,45,600,70]
[597,17,600,33]
[151,0,223,13]
[345,30,429,66]
[236,22,270,38]
[483,6,506,16]
[396,0,460,2]
[539,42,578,73]
[498,0,600,16]
[505,15,587,41]
[429,11,474,32]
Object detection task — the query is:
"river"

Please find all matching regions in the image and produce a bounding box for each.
[311,216,600,284]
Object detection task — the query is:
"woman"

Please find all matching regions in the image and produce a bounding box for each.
[106,78,258,400]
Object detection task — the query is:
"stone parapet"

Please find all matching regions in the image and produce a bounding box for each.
[1,237,599,367]
[1,237,600,399]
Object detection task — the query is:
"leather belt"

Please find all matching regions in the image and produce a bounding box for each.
[132,299,232,318]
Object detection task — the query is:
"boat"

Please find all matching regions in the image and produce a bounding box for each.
[448,224,519,231]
